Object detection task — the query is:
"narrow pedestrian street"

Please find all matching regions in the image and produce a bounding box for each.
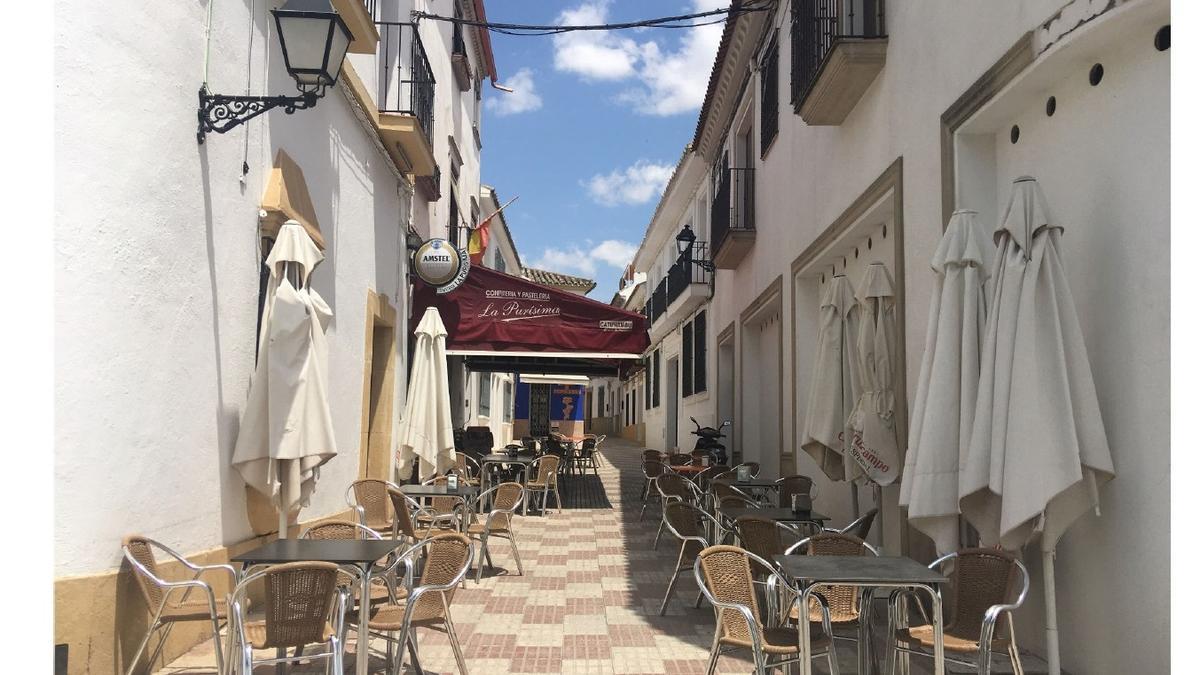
[159,437,764,674]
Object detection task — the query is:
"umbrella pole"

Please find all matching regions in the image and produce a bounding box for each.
[850,484,860,519]
[1044,548,1061,675]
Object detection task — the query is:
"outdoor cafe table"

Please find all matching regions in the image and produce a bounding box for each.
[231,538,408,675]
[400,483,480,529]
[772,554,949,675]
[479,453,537,514]
[720,507,830,526]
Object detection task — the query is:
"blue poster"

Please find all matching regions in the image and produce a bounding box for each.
[552,385,584,421]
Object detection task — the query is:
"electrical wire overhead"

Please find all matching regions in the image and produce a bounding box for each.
[411,2,772,37]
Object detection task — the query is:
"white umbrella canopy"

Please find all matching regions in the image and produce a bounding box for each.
[397,307,456,481]
[232,221,337,535]
[845,263,901,485]
[962,177,1115,675]
[800,274,861,481]
[899,210,993,553]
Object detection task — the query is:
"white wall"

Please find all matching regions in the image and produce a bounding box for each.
[687,0,1168,671]
[53,0,456,577]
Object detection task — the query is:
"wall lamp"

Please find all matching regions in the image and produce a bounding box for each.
[675,224,714,272]
[197,0,352,144]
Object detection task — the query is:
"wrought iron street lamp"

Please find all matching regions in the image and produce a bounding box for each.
[675,224,714,272]
[197,0,353,143]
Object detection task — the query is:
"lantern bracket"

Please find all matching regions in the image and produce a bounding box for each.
[197,85,323,144]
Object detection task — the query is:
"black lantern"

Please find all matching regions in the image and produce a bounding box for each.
[197,0,352,143]
[405,228,425,252]
[675,224,697,256]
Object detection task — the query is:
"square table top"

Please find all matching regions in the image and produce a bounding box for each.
[721,507,829,523]
[772,555,948,585]
[232,539,404,566]
[399,483,480,498]
[728,478,781,489]
[480,454,537,464]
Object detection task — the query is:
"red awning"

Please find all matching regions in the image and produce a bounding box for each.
[412,265,649,358]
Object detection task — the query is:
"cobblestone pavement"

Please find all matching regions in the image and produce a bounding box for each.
[158,438,899,674]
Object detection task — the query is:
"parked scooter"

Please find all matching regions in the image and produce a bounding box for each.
[690,417,731,465]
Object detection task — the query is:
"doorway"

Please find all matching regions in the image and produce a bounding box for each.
[529,383,551,436]
[359,291,396,481]
[666,357,680,450]
[717,328,735,461]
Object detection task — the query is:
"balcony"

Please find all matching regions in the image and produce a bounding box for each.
[416,164,442,202]
[792,0,887,125]
[710,168,755,269]
[375,22,437,177]
[452,22,473,91]
[333,0,380,54]
[650,279,667,325]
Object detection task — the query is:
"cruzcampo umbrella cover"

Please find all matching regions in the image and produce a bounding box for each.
[232,221,337,513]
[961,177,1115,551]
[800,274,861,481]
[845,263,901,485]
[899,209,992,553]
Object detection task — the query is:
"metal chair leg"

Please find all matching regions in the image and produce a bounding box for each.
[445,617,470,675]
[659,565,682,616]
[210,615,226,675]
[124,619,159,675]
[475,536,489,583]
[508,532,525,575]
[705,633,722,675]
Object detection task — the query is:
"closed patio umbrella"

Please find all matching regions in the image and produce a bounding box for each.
[800,274,861,481]
[962,177,1115,675]
[899,210,993,554]
[397,307,456,481]
[232,221,337,537]
[845,263,901,486]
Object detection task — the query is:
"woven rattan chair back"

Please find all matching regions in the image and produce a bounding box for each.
[719,495,758,510]
[411,533,472,620]
[944,548,1022,639]
[642,449,665,462]
[664,501,706,540]
[454,454,474,478]
[698,545,762,643]
[489,482,523,529]
[351,479,393,525]
[657,473,694,502]
[667,453,693,466]
[427,476,459,515]
[302,521,364,540]
[387,487,422,539]
[123,536,165,609]
[711,480,744,504]
[643,459,668,480]
[733,515,786,575]
[534,455,560,484]
[805,532,875,620]
[777,474,814,506]
[260,561,340,649]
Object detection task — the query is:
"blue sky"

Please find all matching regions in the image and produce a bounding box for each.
[478,1,727,300]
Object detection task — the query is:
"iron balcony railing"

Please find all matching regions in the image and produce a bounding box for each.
[650,279,667,324]
[376,21,435,145]
[666,242,712,307]
[710,168,755,255]
[452,19,468,57]
[791,0,886,105]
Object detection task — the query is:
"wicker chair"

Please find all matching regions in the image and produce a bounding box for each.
[784,533,879,658]
[121,536,235,675]
[732,462,762,478]
[667,453,694,466]
[654,473,705,549]
[885,548,1029,675]
[732,516,814,575]
[659,502,723,615]
[573,436,600,475]
[834,508,879,541]
[466,482,526,582]
[640,459,670,521]
[346,478,400,535]
[301,520,399,606]
[454,453,483,486]
[526,455,563,515]
[694,545,839,675]
[367,533,475,675]
[642,449,667,462]
[418,476,469,529]
[227,561,350,675]
[775,475,815,509]
[714,494,759,543]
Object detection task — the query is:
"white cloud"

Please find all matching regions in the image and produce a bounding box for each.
[585,160,674,207]
[531,239,639,279]
[552,0,729,116]
[485,67,543,116]
[552,2,644,81]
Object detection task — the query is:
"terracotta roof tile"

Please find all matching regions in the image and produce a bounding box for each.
[521,266,597,294]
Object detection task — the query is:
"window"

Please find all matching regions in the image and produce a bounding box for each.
[644,367,650,411]
[503,381,513,422]
[598,385,606,414]
[632,390,638,423]
[760,36,779,154]
[478,375,491,417]
[448,195,460,246]
[625,392,630,426]
[682,321,694,397]
[495,253,506,274]
[652,349,662,408]
[694,310,708,394]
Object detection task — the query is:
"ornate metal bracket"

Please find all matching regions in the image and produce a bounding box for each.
[196,85,320,144]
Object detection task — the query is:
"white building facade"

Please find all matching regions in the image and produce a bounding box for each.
[631,1,1169,672]
[54,1,497,672]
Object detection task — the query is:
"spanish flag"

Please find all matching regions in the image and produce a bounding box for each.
[469,196,518,265]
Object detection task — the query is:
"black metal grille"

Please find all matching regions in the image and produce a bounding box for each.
[652,349,661,408]
[791,0,886,107]
[693,310,707,394]
[377,22,436,145]
[711,168,755,256]
[452,19,467,57]
[666,242,711,307]
[761,38,780,154]
[682,321,694,397]
[650,279,667,323]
